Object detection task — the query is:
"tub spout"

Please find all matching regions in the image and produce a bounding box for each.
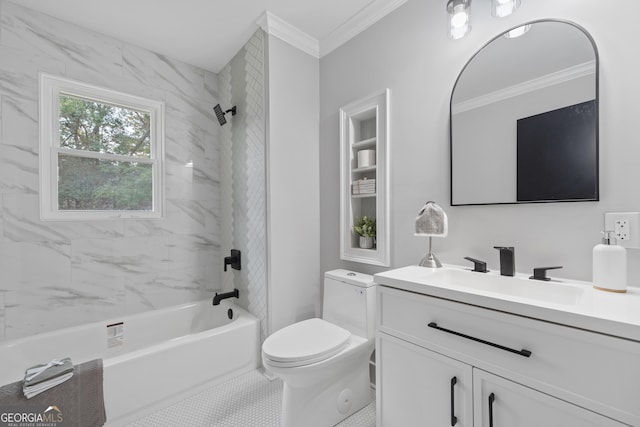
[212,288,239,306]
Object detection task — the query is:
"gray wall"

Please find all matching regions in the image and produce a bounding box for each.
[320,0,640,283]
[0,1,221,340]
[266,34,321,333]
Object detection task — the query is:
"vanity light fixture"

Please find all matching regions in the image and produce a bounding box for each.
[447,0,471,40]
[492,0,521,18]
[504,24,531,38]
[449,0,525,40]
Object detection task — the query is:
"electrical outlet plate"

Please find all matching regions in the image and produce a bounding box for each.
[604,212,640,249]
[614,219,629,241]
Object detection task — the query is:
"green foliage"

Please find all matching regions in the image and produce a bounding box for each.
[57,95,153,211]
[353,216,376,237]
[59,95,151,157]
[58,156,152,210]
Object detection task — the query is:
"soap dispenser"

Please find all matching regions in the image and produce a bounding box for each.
[592,231,627,293]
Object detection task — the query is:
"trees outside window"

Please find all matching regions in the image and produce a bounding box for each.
[40,75,164,220]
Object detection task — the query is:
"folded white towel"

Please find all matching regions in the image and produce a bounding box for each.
[415,201,448,237]
[23,357,74,399]
[24,372,73,399]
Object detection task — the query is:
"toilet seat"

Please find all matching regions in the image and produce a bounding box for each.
[262,318,351,368]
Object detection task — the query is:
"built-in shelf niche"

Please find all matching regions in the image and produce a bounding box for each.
[340,89,390,266]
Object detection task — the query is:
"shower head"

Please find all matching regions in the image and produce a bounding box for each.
[213,104,237,126]
[213,104,226,125]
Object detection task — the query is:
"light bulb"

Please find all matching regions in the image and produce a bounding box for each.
[504,24,531,38]
[450,25,469,40]
[451,5,468,27]
[447,0,471,39]
[492,0,521,18]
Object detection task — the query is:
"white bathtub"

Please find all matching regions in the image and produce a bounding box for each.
[0,299,260,425]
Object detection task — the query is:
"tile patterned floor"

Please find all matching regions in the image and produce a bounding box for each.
[128,370,376,427]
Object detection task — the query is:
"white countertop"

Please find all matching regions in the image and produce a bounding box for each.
[374,265,640,343]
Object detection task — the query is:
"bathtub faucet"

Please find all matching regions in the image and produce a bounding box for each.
[212,288,239,306]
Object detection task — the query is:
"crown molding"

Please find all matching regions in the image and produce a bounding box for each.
[257,11,320,58]
[452,60,597,114]
[319,0,408,57]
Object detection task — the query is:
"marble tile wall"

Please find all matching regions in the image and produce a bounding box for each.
[219,30,268,343]
[0,1,222,341]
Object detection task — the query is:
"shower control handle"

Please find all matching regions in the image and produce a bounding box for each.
[224,249,241,272]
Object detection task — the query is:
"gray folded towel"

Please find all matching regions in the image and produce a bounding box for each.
[415,201,448,237]
[23,357,74,399]
[24,357,74,386]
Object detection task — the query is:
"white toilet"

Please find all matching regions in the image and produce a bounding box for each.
[262,270,376,427]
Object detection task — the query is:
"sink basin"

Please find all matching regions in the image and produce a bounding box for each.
[425,269,584,305]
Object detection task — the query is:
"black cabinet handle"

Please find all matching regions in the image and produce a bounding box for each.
[489,393,495,427]
[428,322,532,358]
[450,376,458,426]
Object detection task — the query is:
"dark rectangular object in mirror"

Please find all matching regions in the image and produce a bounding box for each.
[516,100,598,202]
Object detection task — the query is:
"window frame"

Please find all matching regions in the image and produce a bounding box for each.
[39,74,165,220]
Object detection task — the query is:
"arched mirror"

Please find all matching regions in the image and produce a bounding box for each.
[450,20,598,206]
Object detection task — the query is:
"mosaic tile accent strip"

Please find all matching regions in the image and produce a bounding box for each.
[218,60,235,294]
[218,29,268,343]
[242,31,268,344]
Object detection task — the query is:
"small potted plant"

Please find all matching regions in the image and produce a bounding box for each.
[353,216,376,249]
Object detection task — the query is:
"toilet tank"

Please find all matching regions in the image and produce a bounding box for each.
[322,270,376,339]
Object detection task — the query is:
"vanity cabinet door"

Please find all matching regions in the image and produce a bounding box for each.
[377,332,473,427]
[473,369,627,427]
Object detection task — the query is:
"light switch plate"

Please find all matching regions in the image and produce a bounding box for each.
[604,212,640,249]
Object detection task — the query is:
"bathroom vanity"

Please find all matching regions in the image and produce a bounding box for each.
[374,266,640,426]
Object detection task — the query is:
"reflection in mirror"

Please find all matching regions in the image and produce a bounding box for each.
[450,21,598,205]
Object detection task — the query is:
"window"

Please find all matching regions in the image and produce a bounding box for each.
[40,74,164,220]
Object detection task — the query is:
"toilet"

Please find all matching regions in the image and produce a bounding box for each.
[262,270,376,427]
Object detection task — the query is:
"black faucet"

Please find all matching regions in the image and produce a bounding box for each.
[493,246,515,276]
[212,288,239,306]
[224,249,241,272]
[464,257,489,273]
[530,266,563,281]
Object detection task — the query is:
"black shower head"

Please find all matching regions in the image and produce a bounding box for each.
[213,104,226,125]
[213,104,237,126]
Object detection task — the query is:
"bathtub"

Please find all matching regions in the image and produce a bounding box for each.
[0,299,260,426]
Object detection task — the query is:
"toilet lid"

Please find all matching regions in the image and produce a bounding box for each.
[262,318,351,366]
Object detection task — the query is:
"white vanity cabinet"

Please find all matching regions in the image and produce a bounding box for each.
[378,333,473,426]
[473,369,624,427]
[376,285,639,427]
